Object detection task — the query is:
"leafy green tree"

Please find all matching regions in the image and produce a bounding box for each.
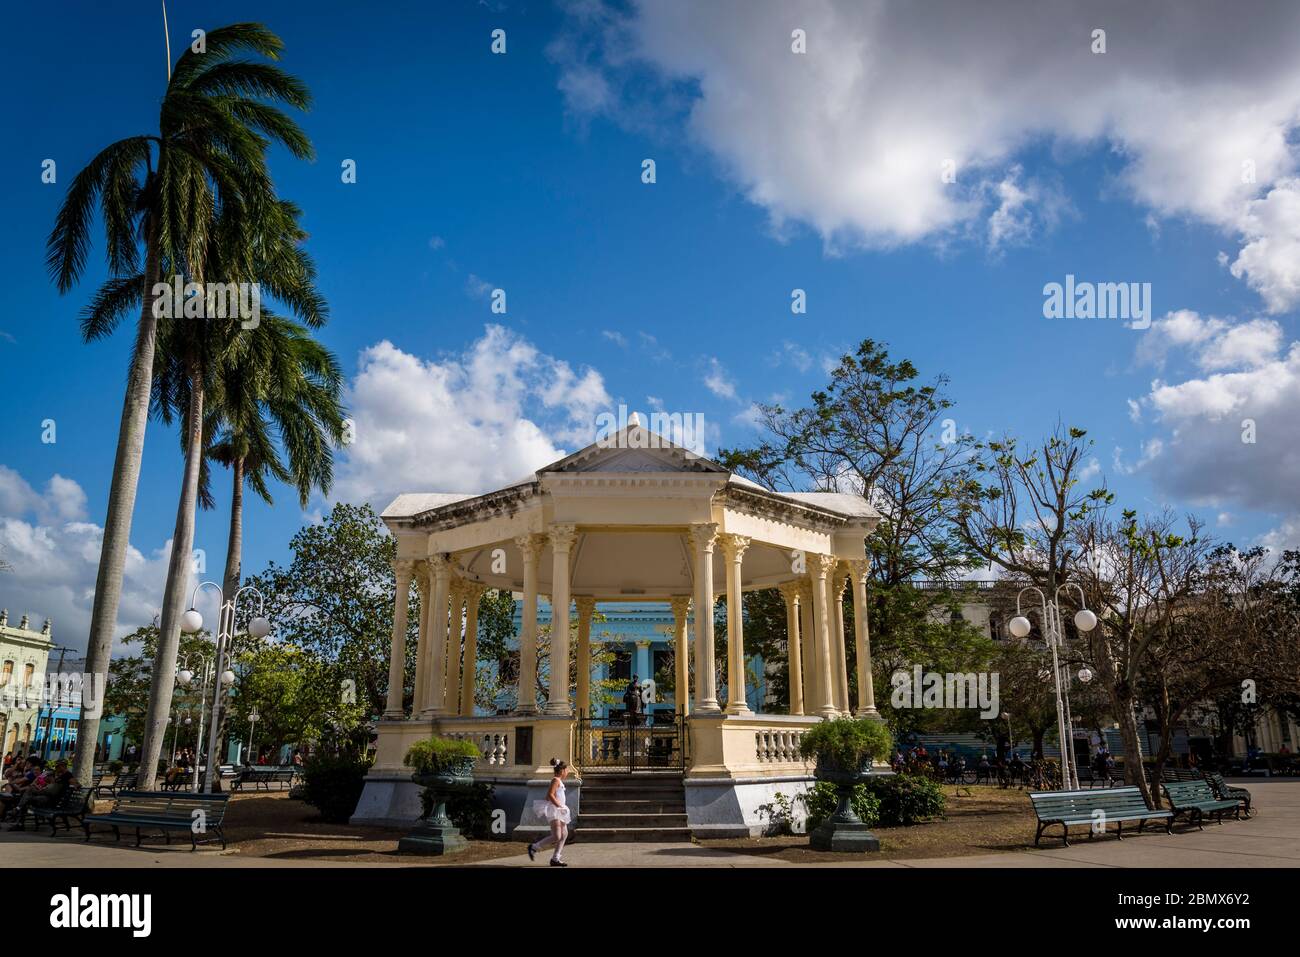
[246,503,408,723]
[718,339,993,721]
[49,23,314,785]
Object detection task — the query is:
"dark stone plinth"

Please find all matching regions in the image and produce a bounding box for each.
[398,819,469,856]
[810,817,881,852]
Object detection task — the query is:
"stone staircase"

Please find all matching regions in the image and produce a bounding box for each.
[573,773,692,843]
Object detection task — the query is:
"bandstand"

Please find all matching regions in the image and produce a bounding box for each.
[351,418,881,838]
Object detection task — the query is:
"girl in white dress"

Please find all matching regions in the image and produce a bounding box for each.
[528,759,572,866]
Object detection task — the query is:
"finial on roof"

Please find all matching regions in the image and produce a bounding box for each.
[628,411,642,427]
[19,614,30,630]
[0,609,6,627]
[42,618,52,635]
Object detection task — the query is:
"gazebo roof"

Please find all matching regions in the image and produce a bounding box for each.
[382,422,878,526]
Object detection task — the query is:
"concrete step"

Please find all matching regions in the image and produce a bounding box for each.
[571,825,693,843]
[581,799,686,814]
[578,812,688,829]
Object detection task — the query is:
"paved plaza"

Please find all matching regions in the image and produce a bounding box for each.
[3,779,1295,869]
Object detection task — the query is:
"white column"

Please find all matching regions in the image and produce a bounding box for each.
[719,533,752,716]
[810,554,838,719]
[460,583,482,716]
[575,597,596,717]
[799,581,817,716]
[446,580,464,717]
[546,524,577,716]
[849,560,878,715]
[412,563,430,717]
[423,555,450,717]
[779,582,804,716]
[385,560,415,717]
[689,523,720,713]
[515,534,545,714]
[670,596,691,717]
[831,566,850,716]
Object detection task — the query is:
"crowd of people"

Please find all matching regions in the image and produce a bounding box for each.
[0,753,75,829]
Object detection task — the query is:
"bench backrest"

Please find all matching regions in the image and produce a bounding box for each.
[1163,780,1219,805]
[1029,786,1152,819]
[109,791,231,824]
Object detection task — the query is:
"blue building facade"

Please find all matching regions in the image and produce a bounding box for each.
[510,599,766,718]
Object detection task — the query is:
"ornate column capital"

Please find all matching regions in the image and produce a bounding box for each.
[688,522,719,552]
[777,580,801,601]
[515,533,547,562]
[718,532,751,562]
[392,559,416,581]
[462,580,487,601]
[429,553,450,581]
[575,596,597,616]
[549,523,578,552]
[830,565,848,594]
[809,553,837,579]
[848,559,870,584]
[669,595,692,618]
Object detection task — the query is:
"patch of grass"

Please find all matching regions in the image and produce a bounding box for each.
[698,785,1037,862]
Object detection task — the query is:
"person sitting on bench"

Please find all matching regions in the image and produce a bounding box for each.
[8,759,73,830]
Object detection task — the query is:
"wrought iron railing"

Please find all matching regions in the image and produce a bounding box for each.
[576,712,686,772]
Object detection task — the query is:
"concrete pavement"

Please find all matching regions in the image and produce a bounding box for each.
[3,778,1294,869]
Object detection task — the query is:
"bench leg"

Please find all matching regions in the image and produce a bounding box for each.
[1034,821,1046,847]
[1116,820,1123,841]
[1061,824,1071,848]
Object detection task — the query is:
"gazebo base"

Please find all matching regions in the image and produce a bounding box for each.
[809,818,881,853]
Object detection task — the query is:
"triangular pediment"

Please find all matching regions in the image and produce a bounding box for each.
[540,425,728,475]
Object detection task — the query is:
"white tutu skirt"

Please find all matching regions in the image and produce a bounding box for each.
[532,800,571,824]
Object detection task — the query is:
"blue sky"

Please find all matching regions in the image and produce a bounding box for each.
[3,1,1299,652]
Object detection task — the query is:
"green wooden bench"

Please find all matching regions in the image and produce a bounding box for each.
[82,790,230,850]
[1204,772,1252,818]
[31,786,95,836]
[230,767,297,792]
[1163,780,1240,830]
[1028,787,1172,847]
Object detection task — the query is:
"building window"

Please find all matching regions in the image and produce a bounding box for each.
[1,660,12,686]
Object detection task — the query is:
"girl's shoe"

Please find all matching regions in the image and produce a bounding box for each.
[549,858,568,867]
[527,843,536,861]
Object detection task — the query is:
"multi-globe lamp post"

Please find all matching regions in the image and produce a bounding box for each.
[180,582,271,793]
[1007,583,1098,790]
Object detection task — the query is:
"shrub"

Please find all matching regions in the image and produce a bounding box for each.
[799,717,893,770]
[757,791,799,836]
[300,753,372,823]
[863,773,947,825]
[404,737,482,775]
[800,781,882,831]
[420,781,498,837]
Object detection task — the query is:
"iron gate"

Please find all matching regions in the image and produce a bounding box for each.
[577,713,687,772]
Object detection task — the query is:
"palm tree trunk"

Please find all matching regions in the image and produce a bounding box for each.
[222,456,244,598]
[73,220,160,787]
[136,358,205,790]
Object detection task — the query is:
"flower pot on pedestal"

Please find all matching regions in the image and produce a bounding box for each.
[809,761,880,853]
[398,756,476,856]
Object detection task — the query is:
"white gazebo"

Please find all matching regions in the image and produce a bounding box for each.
[352,418,881,838]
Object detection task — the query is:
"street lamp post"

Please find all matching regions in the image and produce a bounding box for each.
[180,582,270,793]
[246,707,260,765]
[1008,583,1098,791]
[175,652,213,791]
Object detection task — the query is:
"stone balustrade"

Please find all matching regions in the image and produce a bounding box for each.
[442,727,515,768]
[754,727,811,765]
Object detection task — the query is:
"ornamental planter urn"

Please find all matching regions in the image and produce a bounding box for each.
[809,757,881,853]
[397,755,477,856]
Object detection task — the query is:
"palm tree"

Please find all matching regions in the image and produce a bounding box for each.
[129,197,328,788]
[207,317,346,598]
[48,24,313,784]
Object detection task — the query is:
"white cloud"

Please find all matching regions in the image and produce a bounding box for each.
[702,357,738,400]
[335,326,613,506]
[601,330,628,347]
[552,0,1300,309]
[465,274,493,299]
[0,468,171,656]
